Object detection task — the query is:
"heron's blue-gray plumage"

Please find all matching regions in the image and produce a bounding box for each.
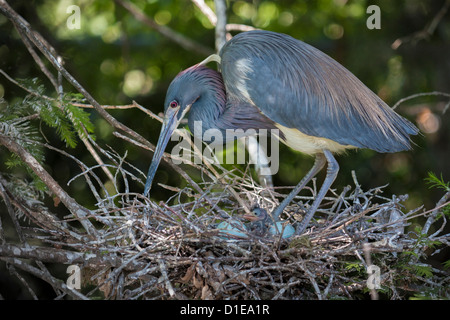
[144,30,419,232]
[219,30,418,153]
[167,65,279,145]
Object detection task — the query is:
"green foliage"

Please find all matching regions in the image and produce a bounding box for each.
[425,172,450,192]
[408,263,433,278]
[425,172,450,219]
[443,260,450,270]
[63,94,96,143]
[409,226,442,251]
[0,93,45,188]
[2,78,95,148]
[344,261,365,273]
[0,174,47,221]
[0,78,95,191]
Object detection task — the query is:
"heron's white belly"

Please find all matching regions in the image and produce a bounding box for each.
[275,124,356,155]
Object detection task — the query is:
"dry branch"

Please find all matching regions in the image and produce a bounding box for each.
[115,0,214,56]
[0,135,97,237]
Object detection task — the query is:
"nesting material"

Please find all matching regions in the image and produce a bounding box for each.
[75,161,448,300]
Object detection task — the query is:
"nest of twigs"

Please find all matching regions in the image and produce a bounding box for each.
[2,125,449,300]
[68,150,449,300]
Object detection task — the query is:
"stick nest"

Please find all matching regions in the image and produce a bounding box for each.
[65,156,449,300]
[2,133,448,300]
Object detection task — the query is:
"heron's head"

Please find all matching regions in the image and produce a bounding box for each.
[163,67,206,120]
[143,64,223,196]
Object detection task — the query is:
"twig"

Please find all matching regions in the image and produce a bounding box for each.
[191,0,217,25]
[392,0,450,49]
[191,0,256,33]
[158,257,176,297]
[0,69,53,100]
[226,23,257,32]
[15,26,59,92]
[1,0,448,301]
[392,91,450,110]
[115,0,213,56]
[0,257,89,300]
[0,0,151,149]
[0,68,115,183]
[422,189,450,235]
[0,178,26,243]
[214,0,227,52]
[0,134,98,237]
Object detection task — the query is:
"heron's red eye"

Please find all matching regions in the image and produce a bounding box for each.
[169,101,178,108]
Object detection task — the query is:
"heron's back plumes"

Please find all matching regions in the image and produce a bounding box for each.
[220,30,418,153]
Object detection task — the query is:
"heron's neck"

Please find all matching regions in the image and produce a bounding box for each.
[186,68,228,143]
[185,66,275,145]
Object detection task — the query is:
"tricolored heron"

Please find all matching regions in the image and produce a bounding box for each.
[143,30,418,235]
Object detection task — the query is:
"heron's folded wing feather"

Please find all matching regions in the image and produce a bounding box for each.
[220,30,418,153]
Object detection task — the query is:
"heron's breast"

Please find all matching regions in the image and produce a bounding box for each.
[275,124,357,155]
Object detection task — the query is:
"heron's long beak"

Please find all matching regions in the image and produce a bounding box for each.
[143,107,180,197]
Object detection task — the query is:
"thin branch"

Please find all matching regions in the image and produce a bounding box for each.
[0,0,150,148]
[213,0,227,52]
[0,134,98,237]
[191,0,256,33]
[0,243,147,270]
[0,1,187,195]
[392,0,450,49]
[191,0,217,25]
[226,23,256,32]
[422,189,450,235]
[0,257,89,300]
[0,178,26,243]
[0,69,53,100]
[115,0,213,56]
[392,91,450,110]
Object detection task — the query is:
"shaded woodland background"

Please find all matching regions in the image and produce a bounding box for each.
[0,0,449,299]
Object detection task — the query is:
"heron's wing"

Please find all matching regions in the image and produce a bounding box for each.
[220,30,418,153]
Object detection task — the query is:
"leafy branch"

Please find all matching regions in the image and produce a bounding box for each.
[426,171,450,192]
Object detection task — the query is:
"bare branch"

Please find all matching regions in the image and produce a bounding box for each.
[191,0,256,33]
[422,189,450,235]
[191,0,217,25]
[392,0,450,49]
[0,243,147,270]
[115,0,214,56]
[0,257,89,300]
[392,91,450,110]
[0,0,150,149]
[214,0,227,52]
[0,135,97,237]
[226,23,257,32]
[1,0,448,301]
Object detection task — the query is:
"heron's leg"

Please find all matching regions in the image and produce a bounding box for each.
[295,149,339,235]
[271,152,327,222]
